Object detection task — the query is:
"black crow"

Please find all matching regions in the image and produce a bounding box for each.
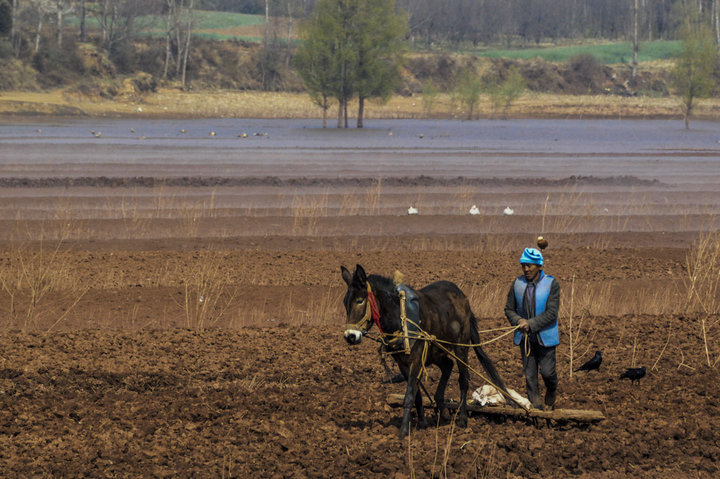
[620,366,646,384]
[575,350,602,372]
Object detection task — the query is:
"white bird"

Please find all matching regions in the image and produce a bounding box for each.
[469,205,480,215]
[407,206,419,215]
[503,206,514,215]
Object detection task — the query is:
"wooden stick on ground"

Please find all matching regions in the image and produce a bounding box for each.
[386,393,605,423]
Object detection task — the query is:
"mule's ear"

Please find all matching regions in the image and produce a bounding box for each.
[355,264,367,284]
[341,265,352,285]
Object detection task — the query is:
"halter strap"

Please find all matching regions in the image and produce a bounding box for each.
[348,283,383,334]
[367,284,383,334]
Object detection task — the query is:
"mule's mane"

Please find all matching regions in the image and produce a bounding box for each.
[367,274,396,293]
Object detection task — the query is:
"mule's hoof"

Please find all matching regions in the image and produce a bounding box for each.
[456,416,468,428]
[383,373,406,384]
[440,407,451,422]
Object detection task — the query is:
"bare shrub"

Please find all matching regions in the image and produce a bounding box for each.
[684,232,720,366]
[0,240,87,331]
[175,252,238,331]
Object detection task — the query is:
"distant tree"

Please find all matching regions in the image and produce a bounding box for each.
[488,66,525,119]
[90,0,161,68]
[631,0,639,83]
[79,0,86,41]
[421,78,439,115]
[296,0,406,128]
[0,0,12,38]
[672,15,718,129]
[162,0,196,86]
[48,0,74,48]
[454,66,483,120]
[295,1,343,127]
[353,0,407,128]
[176,0,195,86]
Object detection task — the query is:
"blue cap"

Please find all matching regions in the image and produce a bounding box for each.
[520,247,543,265]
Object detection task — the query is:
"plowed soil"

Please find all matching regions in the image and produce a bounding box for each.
[1,223,719,478]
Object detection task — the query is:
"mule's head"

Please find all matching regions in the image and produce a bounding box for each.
[340,264,372,345]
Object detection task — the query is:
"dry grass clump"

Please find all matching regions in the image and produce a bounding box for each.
[683,232,720,367]
[291,191,329,236]
[173,251,238,331]
[0,240,87,331]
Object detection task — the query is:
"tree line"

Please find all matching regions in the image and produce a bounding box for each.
[1,0,718,129]
[5,1,720,53]
[2,0,197,85]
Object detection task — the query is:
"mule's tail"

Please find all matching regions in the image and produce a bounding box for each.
[470,314,525,409]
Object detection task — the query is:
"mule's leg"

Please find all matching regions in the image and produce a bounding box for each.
[400,373,419,438]
[433,356,454,421]
[414,387,426,429]
[400,351,429,438]
[455,349,470,428]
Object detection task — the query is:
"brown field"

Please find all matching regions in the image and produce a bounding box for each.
[3,87,720,121]
[0,168,719,478]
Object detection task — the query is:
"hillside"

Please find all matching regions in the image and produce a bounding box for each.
[0,9,692,120]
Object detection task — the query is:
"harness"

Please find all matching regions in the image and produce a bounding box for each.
[346,279,529,411]
[347,282,420,356]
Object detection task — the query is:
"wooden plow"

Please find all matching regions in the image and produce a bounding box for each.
[386,393,605,424]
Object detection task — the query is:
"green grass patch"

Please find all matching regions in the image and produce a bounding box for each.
[474,41,682,64]
[191,10,264,30]
[66,10,264,39]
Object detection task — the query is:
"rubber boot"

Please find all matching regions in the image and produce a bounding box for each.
[544,388,557,410]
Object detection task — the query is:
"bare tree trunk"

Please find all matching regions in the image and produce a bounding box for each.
[344,99,348,128]
[80,0,86,41]
[321,95,328,128]
[11,0,19,55]
[286,0,293,68]
[264,0,270,48]
[56,3,63,48]
[715,0,720,49]
[181,0,194,87]
[163,0,175,79]
[337,98,343,128]
[357,96,364,128]
[100,0,109,44]
[632,0,639,84]
[175,4,182,77]
[35,15,43,53]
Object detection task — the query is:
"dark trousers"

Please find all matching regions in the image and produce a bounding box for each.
[519,339,558,407]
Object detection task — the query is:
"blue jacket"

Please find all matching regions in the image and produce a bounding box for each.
[505,271,560,347]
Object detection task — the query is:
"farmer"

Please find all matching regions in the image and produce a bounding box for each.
[504,247,560,410]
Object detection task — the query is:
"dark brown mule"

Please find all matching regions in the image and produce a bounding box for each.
[341,264,510,438]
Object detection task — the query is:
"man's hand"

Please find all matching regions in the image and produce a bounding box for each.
[517,319,530,333]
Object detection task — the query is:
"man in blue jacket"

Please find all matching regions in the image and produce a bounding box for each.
[505,247,560,410]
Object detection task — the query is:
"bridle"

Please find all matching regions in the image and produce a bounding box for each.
[346,283,383,335]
